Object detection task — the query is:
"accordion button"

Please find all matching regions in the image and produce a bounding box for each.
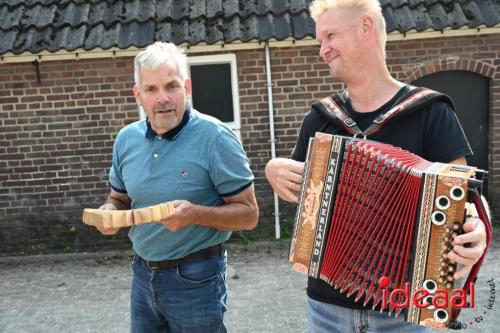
[434,309,449,323]
[445,226,452,234]
[438,277,445,284]
[450,186,465,201]
[436,196,451,210]
[446,282,454,289]
[440,269,447,276]
[444,236,450,242]
[431,211,446,225]
[453,222,461,231]
[451,232,458,239]
[447,274,454,282]
[448,266,455,273]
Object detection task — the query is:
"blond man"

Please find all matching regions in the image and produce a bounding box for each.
[266,1,487,332]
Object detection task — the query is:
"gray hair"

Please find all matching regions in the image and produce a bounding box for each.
[133,42,189,85]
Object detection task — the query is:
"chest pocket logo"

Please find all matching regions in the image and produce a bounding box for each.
[180,170,189,178]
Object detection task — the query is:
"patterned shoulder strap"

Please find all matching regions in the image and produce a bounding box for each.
[319,91,363,136]
[318,86,444,137]
[363,87,438,136]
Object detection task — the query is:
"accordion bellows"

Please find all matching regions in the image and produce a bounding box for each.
[290,133,484,329]
[82,202,175,228]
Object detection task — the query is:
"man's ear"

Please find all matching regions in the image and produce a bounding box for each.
[133,84,142,106]
[184,78,192,97]
[361,14,375,36]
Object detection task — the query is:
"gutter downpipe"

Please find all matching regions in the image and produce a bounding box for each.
[265,42,281,239]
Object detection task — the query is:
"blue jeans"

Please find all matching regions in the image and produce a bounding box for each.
[130,252,228,333]
[307,298,432,333]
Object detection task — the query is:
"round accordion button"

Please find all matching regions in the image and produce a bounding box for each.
[435,196,451,210]
[450,186,465,201]
[431,211,446,225]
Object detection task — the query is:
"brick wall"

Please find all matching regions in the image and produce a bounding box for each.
[0,59,138,254]
[1,33,498,254]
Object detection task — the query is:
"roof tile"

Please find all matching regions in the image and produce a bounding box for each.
[1,0,499,55]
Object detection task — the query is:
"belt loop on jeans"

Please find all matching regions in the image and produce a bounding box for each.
[144,243,224,270]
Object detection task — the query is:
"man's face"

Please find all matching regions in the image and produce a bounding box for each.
[316,8,362,80]
[133,63,191,135]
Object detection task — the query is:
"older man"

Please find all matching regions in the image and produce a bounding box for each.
[265,1,488,332]
[96,42,259,333]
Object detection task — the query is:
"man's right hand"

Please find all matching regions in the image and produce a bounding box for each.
[265,158,305,203]
[95,202,121,235]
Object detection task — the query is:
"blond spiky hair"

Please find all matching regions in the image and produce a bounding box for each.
[309,0,386,47]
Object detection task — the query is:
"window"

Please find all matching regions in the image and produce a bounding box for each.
[188,54,241,136]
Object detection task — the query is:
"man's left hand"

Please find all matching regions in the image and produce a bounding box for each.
[159,200,196,232]
[448,216,487,280]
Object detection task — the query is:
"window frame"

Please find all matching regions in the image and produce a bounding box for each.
[187,53,241,134]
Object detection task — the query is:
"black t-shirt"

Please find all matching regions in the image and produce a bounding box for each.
[291,85,472,309]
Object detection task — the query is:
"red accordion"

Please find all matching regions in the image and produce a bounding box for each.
[290,132,492,329]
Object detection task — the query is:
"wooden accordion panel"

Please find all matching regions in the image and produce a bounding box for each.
[291,133,479,329]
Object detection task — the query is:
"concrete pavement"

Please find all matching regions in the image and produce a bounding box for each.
[0,239,498,333]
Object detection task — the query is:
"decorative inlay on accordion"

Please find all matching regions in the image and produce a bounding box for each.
[290,132,489,329]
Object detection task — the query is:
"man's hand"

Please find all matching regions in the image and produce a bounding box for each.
[265,158,304,203]
[159,186,258,232]
[159,200,196,232]
[95,202,121,235]
[448,216,487,280]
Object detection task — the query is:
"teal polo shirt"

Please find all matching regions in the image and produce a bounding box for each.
[109,108,254,260]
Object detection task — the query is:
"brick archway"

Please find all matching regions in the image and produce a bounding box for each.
[405,57,497,208]
[405,58,495,82]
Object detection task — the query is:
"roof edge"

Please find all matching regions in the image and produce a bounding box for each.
[1,26,500,64]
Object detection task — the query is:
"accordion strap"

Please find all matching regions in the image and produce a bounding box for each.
[318,86,444,137]
[451,189,494,321]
